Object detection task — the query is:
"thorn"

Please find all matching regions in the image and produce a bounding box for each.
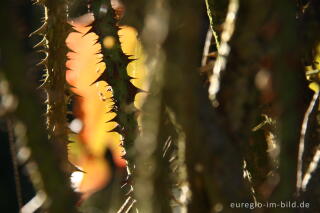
[109,125,122,134]
[36,49,48,54]
[38,80,48,89]
[68,163,85,173]
[33,37,47,48]
[67,83,77,89]
[29,22,47,37]
[109,107,117,113]
[67,140,74,144]
[82,27,95,37]
[71,93,83,98]
[106,116,118,123]
[90,70,108,85]
[36,56,48,66]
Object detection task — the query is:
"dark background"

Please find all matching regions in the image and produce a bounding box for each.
[0,1,42,212]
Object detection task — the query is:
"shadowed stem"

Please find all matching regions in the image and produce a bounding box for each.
[1,1,79,212]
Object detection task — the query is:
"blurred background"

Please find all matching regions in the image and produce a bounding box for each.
[0,1,210,212]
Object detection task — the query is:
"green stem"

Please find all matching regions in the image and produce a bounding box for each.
[204,0,220,49]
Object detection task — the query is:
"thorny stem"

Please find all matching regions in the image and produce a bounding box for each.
[1,0,79,212]
[88,0,140,210]
[34,0,74,175]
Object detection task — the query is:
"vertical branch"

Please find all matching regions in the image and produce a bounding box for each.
[295,1,320,209]
[208,0,239,102]
[33,0,74,175]
[296,88,320,211]
[134,1,171,212]
[302,142,320,191]
[166,109,189,213]
[269,0,311,209]
[135,100,173,213]
[297,91,319,192]
[88,0,141,209]
[212,0,276,199]
[162,0,252,211]
[0,1,79,212]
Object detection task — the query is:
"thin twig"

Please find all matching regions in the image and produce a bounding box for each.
[162,136,172,158]
[201,28,213,67]
[296,91,320,193]
[208,0,239,102]
[301,145,320,191]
